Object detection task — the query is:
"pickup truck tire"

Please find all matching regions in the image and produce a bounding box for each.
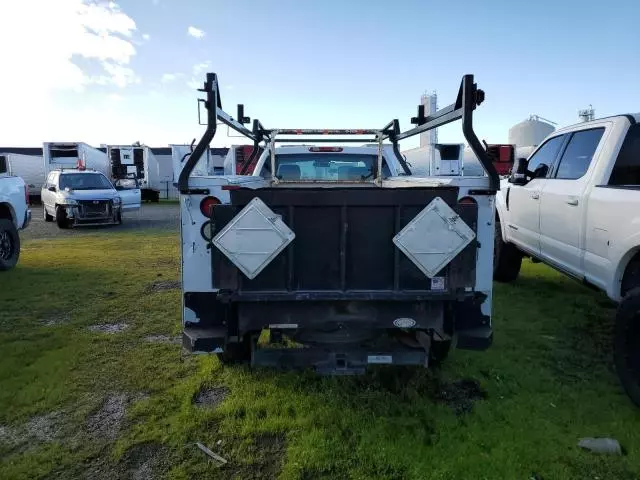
[43,207,53,222]
[493,220,522,282]
[0,219,20,271]
[430,340,451,366]
[614,287,640,407]
[217,335,252,365]
[55,207,71,229]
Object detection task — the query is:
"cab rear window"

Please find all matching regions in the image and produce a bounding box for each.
[274,154,390,181]
[609,124,640,186]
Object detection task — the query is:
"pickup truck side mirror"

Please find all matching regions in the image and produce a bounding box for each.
[531,164,549,179]
[48,186,57,192]
[509,157,529,185]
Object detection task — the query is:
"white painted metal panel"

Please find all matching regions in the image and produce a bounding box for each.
[393,197,475,278]
[213,197,295,279]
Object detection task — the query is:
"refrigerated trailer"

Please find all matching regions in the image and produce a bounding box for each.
[43,142,110,177]
[0,147,45,202]
[402,143,466,176]
[107,145,161,202]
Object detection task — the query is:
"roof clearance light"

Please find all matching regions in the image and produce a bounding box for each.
[199,196,221,217]
[309,147,343,152]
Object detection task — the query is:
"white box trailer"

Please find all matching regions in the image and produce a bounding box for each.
[43,142,110,177]
[402,143,465,176]
[0,147,45,200]
[171,145,227,182]
[107,145,161,202]
[150,147,175,199]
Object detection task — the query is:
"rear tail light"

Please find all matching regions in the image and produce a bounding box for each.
[458,196,477,205]
[309,147,343,152]
[199,196,221,217]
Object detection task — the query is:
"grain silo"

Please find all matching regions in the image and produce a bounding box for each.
[508,115,556,149]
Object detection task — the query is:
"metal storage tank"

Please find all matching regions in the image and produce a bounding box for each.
[508,116,555,149]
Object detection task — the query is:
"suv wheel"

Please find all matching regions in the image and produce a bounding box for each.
[614,287,640,407]
[43,207,53,222]
[0,219,20,271]
[56,207,71,229]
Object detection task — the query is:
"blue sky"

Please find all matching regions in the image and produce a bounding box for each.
[0,0,638,149]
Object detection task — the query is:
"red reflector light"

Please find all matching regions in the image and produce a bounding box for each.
[222,185,241,190]
[458,196,477,205]
[308,147,343,152]
[199,196,221,216]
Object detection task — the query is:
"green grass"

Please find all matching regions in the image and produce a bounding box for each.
[1,231,639,479]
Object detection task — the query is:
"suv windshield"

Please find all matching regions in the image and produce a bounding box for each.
[274,154,390,181]
[59,173,113,190]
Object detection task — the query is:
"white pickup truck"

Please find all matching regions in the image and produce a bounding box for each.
[177,72,500,375]
[494,114,640,406]
[0,156,31,270]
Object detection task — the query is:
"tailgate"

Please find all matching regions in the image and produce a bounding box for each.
[211,187,477,300]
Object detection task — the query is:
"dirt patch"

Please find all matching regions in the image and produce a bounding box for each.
[86,394,129,441]
[0,411,67,449]
[144,334,181,345]
[55,443,168,480]
[193,386,230,408]
[41,314,71,327]
[146,280,181,293]
[88,323,129,334]
[435,378,487,415]
[120,443,168,480]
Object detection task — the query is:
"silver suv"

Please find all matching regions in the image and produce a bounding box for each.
[41,169,137,229]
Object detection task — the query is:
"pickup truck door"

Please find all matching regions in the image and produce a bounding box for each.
[506,135,566,256]
[114,179,141,211]
[538,128,605,278]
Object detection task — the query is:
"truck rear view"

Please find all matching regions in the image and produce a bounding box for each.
[179,72,499,374]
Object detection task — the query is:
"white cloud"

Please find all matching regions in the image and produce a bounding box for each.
[187,61,211,89]
[93,62,141,88]
[161,72,184,83]
[108,93,124,102]
[0,0,139,143]
[142,33,150,41]
[187,26,205,38]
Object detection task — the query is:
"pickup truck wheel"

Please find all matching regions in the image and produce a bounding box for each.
[430,340,451,366]
[614,288,640,407]
[493,220,522,282]
[217,335,252,365]
[0,219,20,271]
[55,207,71,229]
[43,207,53,222]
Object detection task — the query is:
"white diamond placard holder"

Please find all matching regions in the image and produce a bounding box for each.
[212,197,295,280]
[393,197,476,278]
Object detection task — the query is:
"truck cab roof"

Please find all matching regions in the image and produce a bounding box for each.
[553,113,639,136]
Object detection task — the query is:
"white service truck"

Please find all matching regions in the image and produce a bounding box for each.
[0,156,31,270]
[177,72,500,374]
[494,114,640,406]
